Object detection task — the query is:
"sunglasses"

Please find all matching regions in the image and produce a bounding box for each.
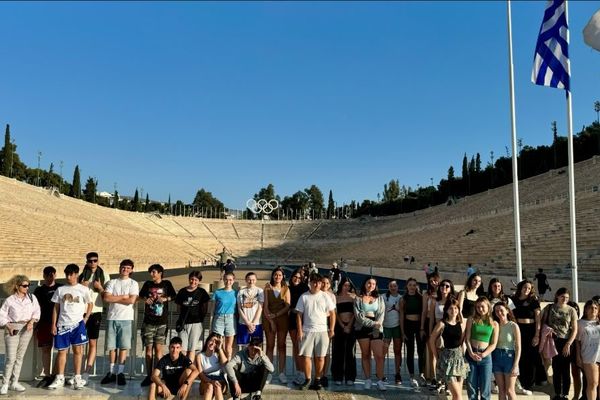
[87,259,98,263]
[19,284,30,288]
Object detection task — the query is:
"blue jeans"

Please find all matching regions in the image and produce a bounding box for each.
[467,351,492,400]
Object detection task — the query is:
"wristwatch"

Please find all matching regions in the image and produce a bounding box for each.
[184,381,189,385]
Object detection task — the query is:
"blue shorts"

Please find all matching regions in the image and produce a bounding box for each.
[492,348,516,374]
[212,314,236,337]
[236,323,264,345]
[55,321,88,350]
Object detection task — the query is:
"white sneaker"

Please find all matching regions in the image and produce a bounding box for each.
[334,381,343,386]
[410,378,419,388]
[67,377,74,385]
[492,384,499,394]
[47,376,65,389]
[364,379,372,390]
[73,375,86,390]
[377,380,387,391]
[9,382,26,392]
[519,388,533,395]
[266,374,272,385]
[278,372,287,384]
[0,385,8,395]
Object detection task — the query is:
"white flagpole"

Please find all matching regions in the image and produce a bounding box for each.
[507,0,523,283]
[564,0,578,302]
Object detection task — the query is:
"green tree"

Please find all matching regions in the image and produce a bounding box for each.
[475,153,482,173]
[133,189,140,211]
[113,190,119,209]
[0,124,12,177]
[382,179,400,202]
[83,177,97,203]
[305,184,324,218]
[281,191,309,219]
[145,193,150,212]
[327,190,335,219]
[71,165,81,198]
[167,194,172,214]
[193,188,225,218]
[595,101,600,124]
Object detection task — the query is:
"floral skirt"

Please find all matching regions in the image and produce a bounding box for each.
[437,347,470,380]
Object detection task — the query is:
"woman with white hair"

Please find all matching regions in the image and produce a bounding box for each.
[0,275,41,394]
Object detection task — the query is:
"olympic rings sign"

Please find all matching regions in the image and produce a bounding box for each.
[246,198,279,214]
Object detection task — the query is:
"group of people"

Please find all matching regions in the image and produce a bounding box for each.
[1,256,599,400]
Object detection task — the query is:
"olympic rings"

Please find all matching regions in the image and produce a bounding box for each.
[246,198,279,214]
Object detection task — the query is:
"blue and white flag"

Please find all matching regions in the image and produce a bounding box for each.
[532,0,570,91]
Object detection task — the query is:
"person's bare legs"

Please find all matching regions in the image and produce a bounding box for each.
[84,338,97,373]
[371,340,386,380]
[72,345,83,375]
[314,357,325,379]
[583,363,599,400]
[358,339,371,380]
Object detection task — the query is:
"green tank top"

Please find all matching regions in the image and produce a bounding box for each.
[471,321,493,343]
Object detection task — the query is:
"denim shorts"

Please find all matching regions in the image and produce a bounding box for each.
[492,348,516,374]
[212,314,236,337]
[106,320,133,350]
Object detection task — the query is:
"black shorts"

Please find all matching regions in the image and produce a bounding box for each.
[86,312,102,340]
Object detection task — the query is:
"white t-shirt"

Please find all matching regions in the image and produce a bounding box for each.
[295,290,336,332]
[51,284,93,327]
[237,286,264,324]
[383,293,401,328]
[577,319,600,364]
[104,277,140,321]
[199,352,221,376]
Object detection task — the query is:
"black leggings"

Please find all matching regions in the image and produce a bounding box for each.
[404,318,425,375]
[518,322,546,390]
[331,324,357,382]
[552,337,572,397]
[229,364,269,395]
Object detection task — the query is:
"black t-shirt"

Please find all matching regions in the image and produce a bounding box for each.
[33,283,63,324]
[139,280,177,325]
[511,296,541,320]
[330,268,341,281]
[175,287,210,324]
[156,353,192,389]
[223,262,236,274]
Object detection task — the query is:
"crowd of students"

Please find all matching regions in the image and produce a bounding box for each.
[0,255,599,400]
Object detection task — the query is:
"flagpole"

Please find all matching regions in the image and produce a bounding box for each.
[507,0,523,283]
[564,0,578,302]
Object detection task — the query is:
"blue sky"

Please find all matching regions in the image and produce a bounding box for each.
[1,1,599,208]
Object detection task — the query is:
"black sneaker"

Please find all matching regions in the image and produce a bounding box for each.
[320,376,329,387]
[251,394,262,400]
[117,373,126,386]
[101,372,116,385]
[395,373,402,385]
[297,378,310,391]
[140,375,152,387]
[309,378,323,391]
[40,375,56,388]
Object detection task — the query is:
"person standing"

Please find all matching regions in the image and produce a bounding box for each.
[295,273,336,390]
[263,267,290,384]
[139,264,177,386]
[332,277,356,386]
[288,268,309,385]
[329,262,342,293]
[534,269,551,301]
[236,272,264,350]
[459,273,484,319]
[429,298,469,400]
[491,302,521,400]
[354,277,386,391]
[175,270,210,365]
[47,264,94,390]
[383,279,403,385]
[464,297,499,400]
[78,251,107,382]
[100,259,139,386]
[0,275,40,394]
[212,272,237,361]
[576,300,600,400]
[542,288,578,400]
[33,266,63,387]
[400,277,426,387]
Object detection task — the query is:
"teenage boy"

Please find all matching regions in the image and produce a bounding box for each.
[295,273,336,390]
[47,264,93,390]
[78,251,107,382]
[226,336,274,400]
[139,264,177,386]
[237,272,264,350]
[33,266,63,387]
[101,259,139,386]
[148,336,199,400]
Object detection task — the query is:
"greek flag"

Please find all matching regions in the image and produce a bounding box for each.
[531,0,570,91]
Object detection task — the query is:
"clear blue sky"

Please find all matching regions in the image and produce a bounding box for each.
[1,1,599,208]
